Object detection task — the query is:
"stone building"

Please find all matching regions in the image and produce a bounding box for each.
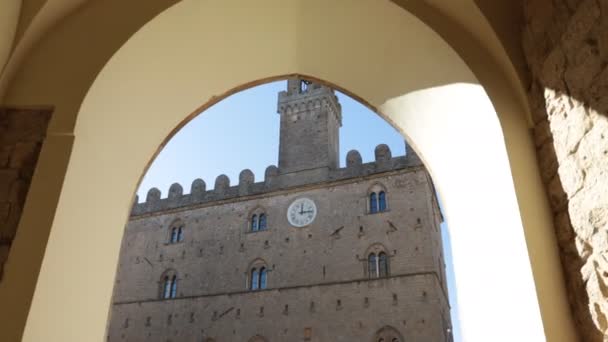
[107,79,451,341]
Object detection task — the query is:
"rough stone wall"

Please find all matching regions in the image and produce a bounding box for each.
[0,107,51,281]
[277,79,342,173]
[523,0,608,339]
[108,167,451,341]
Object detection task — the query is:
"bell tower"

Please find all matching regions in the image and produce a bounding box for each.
[276,78,342,174]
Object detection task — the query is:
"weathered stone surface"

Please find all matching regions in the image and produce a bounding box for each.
[0,202,10,225]
[0,169,19,198]
[0,108,51,282]
[556,155,584,198]
[524,0,608,339]
[537,140,559,182]
[0,147,11,168]
[546,92,591,159]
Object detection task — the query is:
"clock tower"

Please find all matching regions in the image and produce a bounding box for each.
[277,78,342,174]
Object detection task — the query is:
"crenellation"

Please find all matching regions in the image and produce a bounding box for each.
[168,183,183,199]
[346,149,362,167]
[238,169,255,195]
[132,154,422,216]
[264,165,279,185]
[190,179,206,200]
[214,174,230,194]
[374,144,392,163]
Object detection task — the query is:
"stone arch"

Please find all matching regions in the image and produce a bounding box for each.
[372,325,404,342]
[247,258,269,271]
[248,335,267,342]
[364,242,390,258]
[2,1,574,341]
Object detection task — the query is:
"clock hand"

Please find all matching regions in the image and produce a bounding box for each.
[300,203,304,215]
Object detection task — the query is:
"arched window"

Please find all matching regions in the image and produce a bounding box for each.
[168,220,184,243]
[248,335,268,342]
[368,184,388,214]
[368,249,389,278]
[170,228,178,243]
[251,268,259,290]
[370,193,378,213]
[378,191,387,212]
[373,326,403,342]
[258,214,267,231]
[259,267,267,289]
[163,276,171,299]
[251,214,258,232]
[378,252,388,277]
[250,211,268,232]
[368,253,377,278]
[176,226,184,242]
[160,270,178,299]
[170,275,177,298]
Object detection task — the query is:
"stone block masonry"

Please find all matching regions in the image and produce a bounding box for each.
[0,107,52,281]
[523,0,608,339]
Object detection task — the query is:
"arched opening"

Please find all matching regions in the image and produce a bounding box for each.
[111,79,446,340]
[0,1,575,341]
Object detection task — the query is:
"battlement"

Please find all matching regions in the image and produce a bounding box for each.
[131,144,423,217]
[277,81,342,126]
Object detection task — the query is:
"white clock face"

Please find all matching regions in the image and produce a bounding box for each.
[287,197,317,227]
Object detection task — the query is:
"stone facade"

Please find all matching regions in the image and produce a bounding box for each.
[523,0,608,340]
[108,80,451,341]
[0,107,51,281]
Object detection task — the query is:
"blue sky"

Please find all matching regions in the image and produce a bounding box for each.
[137,81,461,341]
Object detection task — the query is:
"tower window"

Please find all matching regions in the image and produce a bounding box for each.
[259,267,267,289]
[378,191,387,212]
[368,186,388,214]
[168,220,184,243]
[368,251,389,278]
[300,80,310,92]
[161,271,178,299]
[374,326,403,342]
[370,193,378,213]
[251,214,258,232]
[250,211,268,232]
[251,268,259,290]
[368,253,377,278]
[249,262,268,290]
[378,252,388,277]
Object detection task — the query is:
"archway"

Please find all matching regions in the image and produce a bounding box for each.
[1,1,575,341]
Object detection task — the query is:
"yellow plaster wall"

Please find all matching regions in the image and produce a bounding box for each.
[0,0,22,76]
[0,0,576,341]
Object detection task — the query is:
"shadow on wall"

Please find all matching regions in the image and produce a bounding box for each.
[523,0,608,339]
[0,108,51,282]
